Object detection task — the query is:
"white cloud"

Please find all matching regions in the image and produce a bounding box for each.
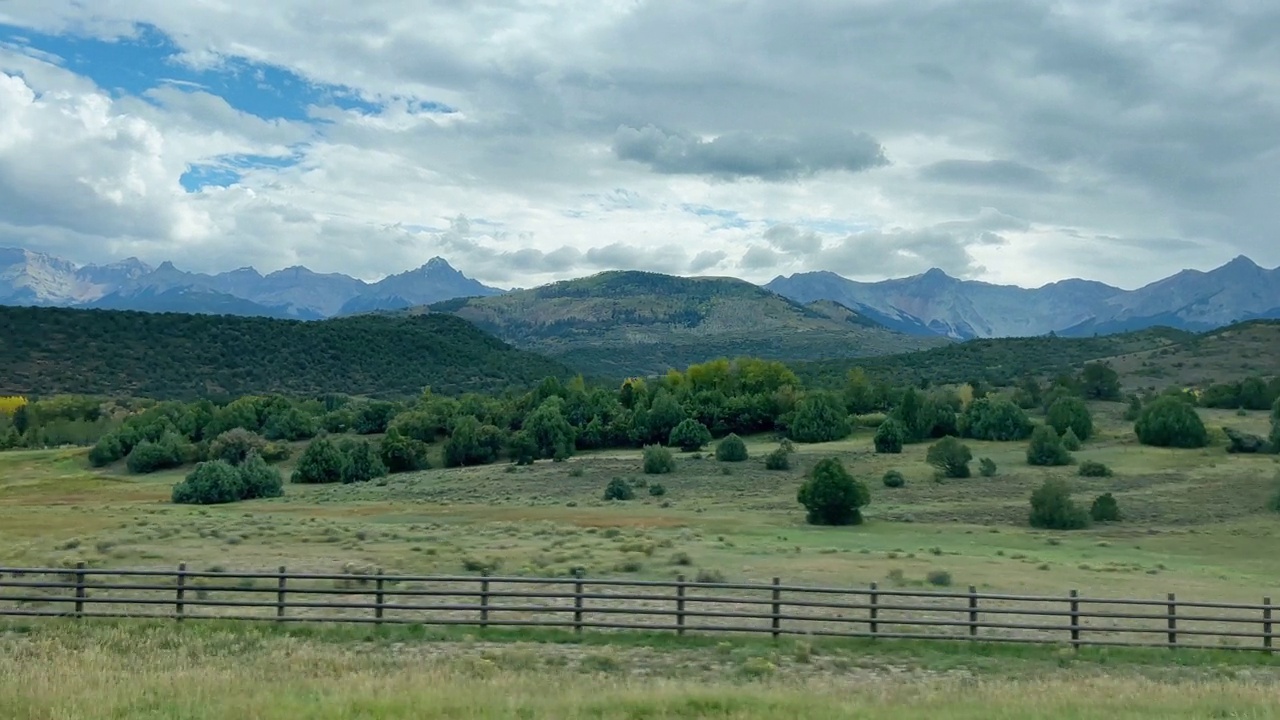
[0,0,1277,289]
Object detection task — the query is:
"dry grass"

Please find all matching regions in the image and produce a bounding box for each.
[3,622,1280,719]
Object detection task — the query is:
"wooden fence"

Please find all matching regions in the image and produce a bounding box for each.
[0,563,1275,653]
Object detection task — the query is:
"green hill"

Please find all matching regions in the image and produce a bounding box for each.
[0,306,572,400]
[1096,319,1280,391]
[425,271,949,377]
[792,326,1193,389]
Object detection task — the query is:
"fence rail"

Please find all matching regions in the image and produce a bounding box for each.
[0,563,1275,652]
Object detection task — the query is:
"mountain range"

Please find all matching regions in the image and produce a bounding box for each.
[3,246,1279,342]
[0,247,502,320]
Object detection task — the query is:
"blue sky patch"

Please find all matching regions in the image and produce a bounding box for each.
[181,152,304,191]
[0,21,455,123]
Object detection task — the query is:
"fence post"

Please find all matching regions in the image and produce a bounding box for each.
[869,582,879,638]
[374,568,385,626]
[1167,593,1177,649]
[968,585,978,638]
[573,580,584,634]
[771,577,782,640]
[74,561,86,619]
[676,574,686,636]
[1264,596,1273,654]
[175,562,187,622]
[479,573,490,629]
[276,566,287,622]
[1069,589,1080,650]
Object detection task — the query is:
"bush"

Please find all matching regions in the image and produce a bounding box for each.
[1060,427,1082,451]
[715,433,749,462]
[209,429,267,465]
[926,437,972,479]
[978,457,997,477]
[1045,396,1093,442]
[787,393,852,443]
[1029,479,1089,530]
[873,418,905,454]
[261,442,292,463]
[764,447,791,470]
[1271,398,1280,453]
[882,470,905,488]
[796,457,870,526]
[1123,395,1143,422]
[1077,460,1112,477]
[1224,427,1267,454]
[668,419,712,452]
[648,482,666,497]
[88,433,124,467]
[1134,396,1209,448]
[262,408,318,442]
[125,432,188,474]
[959,397,1033,442]
[291,436,345,484]
[642,444,676,474]
[1026,425,1072,467]
[442,416,505,467]
[1090,492,1121,522]
[340,439,388,484]
[926,570,952,587]
[171,460,244,505]
[379,429,430,473]
[604,477,635,501]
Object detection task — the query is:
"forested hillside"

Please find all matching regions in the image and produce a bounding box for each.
[0,306,572,400]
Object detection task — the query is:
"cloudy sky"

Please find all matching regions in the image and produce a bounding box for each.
[1,1,1277,289]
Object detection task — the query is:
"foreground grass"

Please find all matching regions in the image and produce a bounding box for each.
[4,621,1280,719]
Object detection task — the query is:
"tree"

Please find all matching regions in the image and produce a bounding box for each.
[714,433,749,462]
[958,397,1033,442]
[764,446,791,470]
[1078,362,1121,401]
[1090,493,1121,522]
[843,367,880,414]
[523,397,576,461]
[1026,425,1072,466]
[1123,395,1143,422]
[788,393,851,443]
[926,437,972,478]
[263,408,318,442]
[891,388,928,441]
[171,460,244,505]
[873,418,905,454]
[1060,427,1082,451]
[291,436,346,484]
[1134,396,1209,448]
[507,430,538,466]
[238,452,284,499]
[443,416,505,467]
[978,457,998,477]
[340,440,388,483]
[668,418,713,452]
[125,432,188,474]
[642,444,676,474]
[797,458,870,526]
[379,429,430,473]
[1271,397,1280,453]
[1029,479,1089,530]
[1046,397,1093,442]
[209,429,268,465]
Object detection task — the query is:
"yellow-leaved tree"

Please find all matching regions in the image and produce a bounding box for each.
[0,396,28,416]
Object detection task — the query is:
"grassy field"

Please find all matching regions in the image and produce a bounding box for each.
[4,621,1280,719]
[2,402,1277,605]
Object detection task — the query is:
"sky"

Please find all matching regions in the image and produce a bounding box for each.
[1,0,1277,290]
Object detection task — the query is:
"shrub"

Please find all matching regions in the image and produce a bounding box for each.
[88,433,124,467]
[262,408,318,442]
[125,432,188,474]
[1029,479,1089,530]
[604,477,635,501]
[1271,398,1280,453]
[926,570,953,587]
[668,419,712,452]
[171,460,244,505]
[1026,425,1072,467]
[796,457,870,526]
[873,418,905,454]
[642,444,676,474]
[1046,396,1093,442]
[959,397,1033,442]
[260,442,292,463]
[648,483,666,497]
[787,393,852,443]
[340,439,389,484]
[208,429,267,465]
[1123,395,1143,422]
[1078,460,1112,477]
[1222,428,1266,454]
[1134,396,1209,448]
[1090,492,1121,522]
[882,470,905,488]
[379,429,430,473]
[442,416,505,467]
[1060,427,1082,451]
[715,433,749,462]
[291,436,345,484]
[764,447,791,470]
[926,436,972,479]
[978,457,997,477]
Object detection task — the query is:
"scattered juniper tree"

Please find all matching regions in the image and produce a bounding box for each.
[797,457,870,526]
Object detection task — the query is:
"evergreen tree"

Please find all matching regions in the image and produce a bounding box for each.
[1026,425,1072,466]
[873,418,905,454]
[1046,396,1094,442]
[1134,396,1209,448]
[668,418,713,452]
[341,440,389,483]
[788,393,851,443]
[291,436,346,484]
[797,458,870,526]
